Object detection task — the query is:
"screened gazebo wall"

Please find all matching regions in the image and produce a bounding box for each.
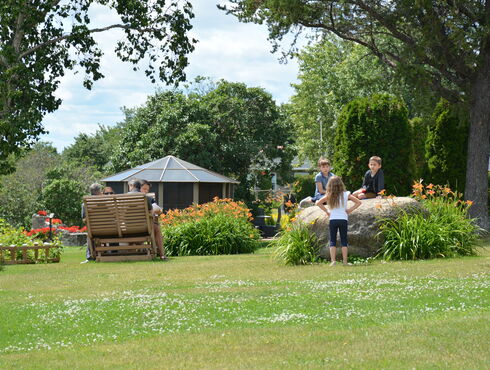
[102,156,238,211]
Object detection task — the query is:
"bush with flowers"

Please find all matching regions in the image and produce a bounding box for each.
[377,180,480,260]
[160,198,260,256]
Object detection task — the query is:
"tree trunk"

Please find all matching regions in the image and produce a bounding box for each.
[465,63,490,230]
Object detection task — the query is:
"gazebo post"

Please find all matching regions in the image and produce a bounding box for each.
[193,183,199,204]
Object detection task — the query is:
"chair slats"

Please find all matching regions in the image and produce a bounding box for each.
[83,193,156,262]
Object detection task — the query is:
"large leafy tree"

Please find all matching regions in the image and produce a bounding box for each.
[221,1,490,228]
[62,124,123,173]
[110,80,295,198]
[0,0,196,173]
[289,38,434,163]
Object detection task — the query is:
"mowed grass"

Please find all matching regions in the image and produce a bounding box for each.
[1,242,489,369]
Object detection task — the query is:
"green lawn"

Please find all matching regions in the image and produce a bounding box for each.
[1,243,489,369]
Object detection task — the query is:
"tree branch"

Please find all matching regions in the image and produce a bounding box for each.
[18,22,165,60]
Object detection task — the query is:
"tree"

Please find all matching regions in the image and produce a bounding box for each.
[221,1,490,228]
[0,142,60,227]
[334,94,413,195]
[40,178,85,226]
[62,124,123,173]
[425,99,469,193]
[288,37,435,163]
[109,80,296,199]
[0,1,196,172]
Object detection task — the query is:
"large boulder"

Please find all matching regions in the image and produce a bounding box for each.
[296,197,424,258]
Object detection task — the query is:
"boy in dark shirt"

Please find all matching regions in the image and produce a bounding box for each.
[352,156,385,199]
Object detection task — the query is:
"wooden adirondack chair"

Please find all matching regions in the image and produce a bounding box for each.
[83,193,156,262]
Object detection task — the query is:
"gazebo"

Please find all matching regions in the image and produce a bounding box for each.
[102,156,239,210]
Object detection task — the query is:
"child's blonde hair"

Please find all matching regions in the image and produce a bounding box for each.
[325,176,346,209]
[369,156,382,165]
[318,157,331,167]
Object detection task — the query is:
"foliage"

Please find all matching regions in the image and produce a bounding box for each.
[39,179,86,227]
[109,80,296,200]
[160,198,260,256]
[0,142,60,227]
[0,142,102,228]
[377,181,479,261]
[62,125,123,174]
[0,1,196,169]
[0,218,63,261]
[410,117,431,179]
[425,99,469,193]
[221,0,490,229]
[287,37,434,162]
[334,94,413,195]
[292,174,315,203]
[272,221,320,265]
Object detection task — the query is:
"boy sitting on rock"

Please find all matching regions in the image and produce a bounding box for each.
[352,156,385,199]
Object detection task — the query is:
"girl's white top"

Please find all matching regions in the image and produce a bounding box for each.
[329,191,350,221]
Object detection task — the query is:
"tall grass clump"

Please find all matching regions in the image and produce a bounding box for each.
[272,221,320,265]
[160,198,260,256]
[378,181,480,260]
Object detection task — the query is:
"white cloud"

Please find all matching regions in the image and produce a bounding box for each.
[41,1,301,152]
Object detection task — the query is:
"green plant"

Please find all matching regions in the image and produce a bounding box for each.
[334,94,413,195]
[162,213,260,256]
[0,218,63,262]
[272,221,320,265]
[377,182,480,260]
[160,198,260,256]
[425,99,469,193]
[292,174,315,202]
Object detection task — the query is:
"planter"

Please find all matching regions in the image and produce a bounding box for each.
[0,243,61,265]
[259,225,278,238]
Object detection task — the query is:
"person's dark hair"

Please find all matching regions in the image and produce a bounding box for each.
[140,179,151,188]
[128,178,142,190]
[89,183,103,195]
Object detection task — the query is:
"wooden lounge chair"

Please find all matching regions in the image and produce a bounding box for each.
[83,193,156,262]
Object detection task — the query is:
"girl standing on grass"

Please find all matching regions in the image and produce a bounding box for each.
[315,176,362,266]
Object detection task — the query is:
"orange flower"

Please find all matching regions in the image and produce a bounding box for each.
[466,200,473,207]
[426,183,434,190]
[427,190,435,195]
[378,189,386,196]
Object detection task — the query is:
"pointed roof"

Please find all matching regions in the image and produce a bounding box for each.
[102,156,239,184]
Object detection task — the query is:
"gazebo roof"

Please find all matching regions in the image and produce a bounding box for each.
[102,155,239,184]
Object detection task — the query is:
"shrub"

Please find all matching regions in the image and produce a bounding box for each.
[377,181,479,260]
[272,221,320,265]
[409,117,430,179]
[292,174,315,202]
[334,94,413,195]
[425,99,469,193]
[160,198,260,256]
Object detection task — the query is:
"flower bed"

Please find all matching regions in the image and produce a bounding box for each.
[0,219,63,264]
[0,243,60,264]
[160,198,260,256]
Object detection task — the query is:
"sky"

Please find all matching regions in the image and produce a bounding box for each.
[40,1,302,152]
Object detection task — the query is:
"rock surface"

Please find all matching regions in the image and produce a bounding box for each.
[60,232,87,247]
[296,197,423,258]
